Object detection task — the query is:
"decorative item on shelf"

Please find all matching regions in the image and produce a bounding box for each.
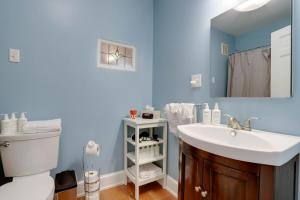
[132,131,151,143]
[130,109,138,119]
[141,105,161,119]
[152,134,159,142]
[83,140,101,200]
[142,113,153,119]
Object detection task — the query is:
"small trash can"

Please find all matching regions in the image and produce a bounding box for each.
[55,170,77,200]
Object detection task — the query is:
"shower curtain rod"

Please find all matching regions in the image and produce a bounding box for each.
[229,44,271,56]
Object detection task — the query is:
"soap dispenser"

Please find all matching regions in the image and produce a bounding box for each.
[1,114,10,134]
[18,112,28,133]
[10,112,18,133]
[202,103,211,124]
[212,103,221,125]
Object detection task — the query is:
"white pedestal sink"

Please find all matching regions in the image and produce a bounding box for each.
[178,123,300,166]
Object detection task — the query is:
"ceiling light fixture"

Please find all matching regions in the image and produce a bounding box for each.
[234,0,271,12]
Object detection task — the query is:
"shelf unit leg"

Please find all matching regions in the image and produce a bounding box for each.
[135,183,140,200]
[162,123,167,188]
[124,123,128,185]
[135,127,140,200]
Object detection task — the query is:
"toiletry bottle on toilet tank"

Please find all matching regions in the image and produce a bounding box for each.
[1,114,10,134]
[18,112,28,133]
[202,103,211,124]
[10,113,18,133]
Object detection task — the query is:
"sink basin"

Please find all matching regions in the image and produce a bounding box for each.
[177,123,300,166]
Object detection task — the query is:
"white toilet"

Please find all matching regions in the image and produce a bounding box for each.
[0,131,61,200]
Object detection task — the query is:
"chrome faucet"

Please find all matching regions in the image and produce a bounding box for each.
[224,114,258,131]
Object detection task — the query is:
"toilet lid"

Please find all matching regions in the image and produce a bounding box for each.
[0,174,54,200]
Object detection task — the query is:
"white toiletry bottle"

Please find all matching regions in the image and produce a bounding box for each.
[10,113,18,133]
[212,103,221,125]
[18,112,27,133]
[1,114,11,135]
[202,103,212,124]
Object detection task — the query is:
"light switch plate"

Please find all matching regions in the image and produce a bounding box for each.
[9,48,21,63]
[191,74,202,88]
[212,76,216,84]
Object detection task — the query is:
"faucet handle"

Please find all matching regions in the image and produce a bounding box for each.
[224,113,233,119]
[224,114,234,127]
[243,117,259,131]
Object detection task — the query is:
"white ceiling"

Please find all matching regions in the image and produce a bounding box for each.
[212,0,291,36]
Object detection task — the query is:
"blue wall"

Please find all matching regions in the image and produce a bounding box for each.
[235,16,291,51]
[210,27,235,97]
[153,0,300,188]
[0,0,153,178]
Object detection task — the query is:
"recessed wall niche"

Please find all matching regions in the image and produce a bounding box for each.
[97,39,136,71]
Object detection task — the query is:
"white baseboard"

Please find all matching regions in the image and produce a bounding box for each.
[165,175,178,198]
[77,171,178,198]
[77,170,126,197]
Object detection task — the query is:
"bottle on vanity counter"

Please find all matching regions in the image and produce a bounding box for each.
[212,103,221,125]
[202,103,211,124]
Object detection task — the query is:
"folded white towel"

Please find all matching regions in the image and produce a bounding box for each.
[23,119,62,134]
[128,163,162,179]
[164,103,197,136]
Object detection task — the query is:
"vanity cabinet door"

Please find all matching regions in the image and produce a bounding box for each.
[202,160,259,200]
[178,151,203,200]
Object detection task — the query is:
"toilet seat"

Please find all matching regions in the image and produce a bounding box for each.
[0,173,54,200]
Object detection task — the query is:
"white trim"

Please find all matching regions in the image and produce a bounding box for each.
[77,171,178,198]
[163,175,178,198]
[77,170,126,197]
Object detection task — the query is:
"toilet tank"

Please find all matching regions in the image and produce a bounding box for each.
[0,131,60,177]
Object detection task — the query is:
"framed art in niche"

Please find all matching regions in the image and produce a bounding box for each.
[97,39,136,71]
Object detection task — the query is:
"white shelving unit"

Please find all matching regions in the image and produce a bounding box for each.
[124,118,168,200]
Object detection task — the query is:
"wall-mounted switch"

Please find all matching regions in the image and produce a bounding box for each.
[191,74,202,88]
[211,76,216,84]
[9,48,21,63]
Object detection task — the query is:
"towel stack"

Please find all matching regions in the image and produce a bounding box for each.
[23,119,62,134]
[128,163,162,179]
[164,103,197,136]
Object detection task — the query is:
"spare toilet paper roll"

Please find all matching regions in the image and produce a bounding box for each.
[85,170,99,183]
[85,181,100,192]
[85,140,100,156]
[86,191,99,200]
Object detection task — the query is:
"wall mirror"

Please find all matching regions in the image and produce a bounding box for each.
[210,0,292,98]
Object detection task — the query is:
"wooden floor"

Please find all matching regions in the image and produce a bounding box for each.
[78,182,176,200]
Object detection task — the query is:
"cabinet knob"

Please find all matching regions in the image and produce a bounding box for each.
[194,186,202,192]
[201,191,208,198]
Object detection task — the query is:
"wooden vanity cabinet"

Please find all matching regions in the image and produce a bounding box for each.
[178,141,298,200]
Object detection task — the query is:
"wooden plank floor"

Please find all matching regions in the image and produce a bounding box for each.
[78,182,176,200]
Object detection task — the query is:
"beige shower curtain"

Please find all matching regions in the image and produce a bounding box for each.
[227,47,271,97]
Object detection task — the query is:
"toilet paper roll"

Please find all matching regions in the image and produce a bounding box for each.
[85,140,100,156]
[85,170,99,183]
[86,191,99,200]
[85,181,100,192]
